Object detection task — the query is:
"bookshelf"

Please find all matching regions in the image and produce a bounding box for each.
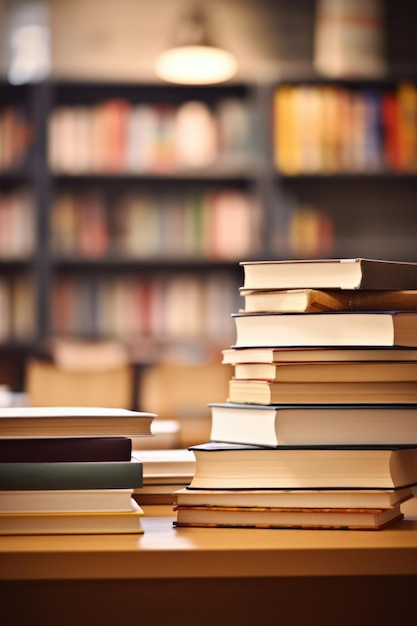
[1,77,417,395]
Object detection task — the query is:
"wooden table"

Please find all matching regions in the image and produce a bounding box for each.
[1,504,417,626]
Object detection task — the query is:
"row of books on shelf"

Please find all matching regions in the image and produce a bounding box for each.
[51,188,262,260]
[271,201,334,258]
[274,82,417,174]
[0,186,337,262]
[173,257,417,530]
[48,97,255,174]
[0,189,35,259]
[0,406,158,535]
[52,273,240,342]
[0,276,35,341]
[0,106,34,172]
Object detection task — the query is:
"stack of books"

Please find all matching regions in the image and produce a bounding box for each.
[174,258,417,530]
[132,448,196,505]
[0,406,155,535]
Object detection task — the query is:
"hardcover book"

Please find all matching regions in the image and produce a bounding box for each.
[0,458,143,490]
[0,501,145,535]
[0,406,156,438]
[222,346,417,364]
[209,402,417,447]
[0,436,132,463]
[0,488,137,513]
[232,311,417,348]
[187,442,417,490]
[239,258,417,291]
[239,288,417,313]
[173,504,403,530]
[231,360,417,383]
[227,378,417,404]
[174,486,414,510]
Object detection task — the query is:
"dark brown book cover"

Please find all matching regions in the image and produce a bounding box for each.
[0,436,132,463]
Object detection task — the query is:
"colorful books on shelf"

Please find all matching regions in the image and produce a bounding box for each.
[51,187,261,262]
[0,406,156,535]
[0,105,34,171]
[52,272,239,343]
[48,96,253,175]
[273,83,417,175]
[173,256,417,531]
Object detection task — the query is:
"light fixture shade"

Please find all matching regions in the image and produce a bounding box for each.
[155,45,237,85]
[154,6,238,85]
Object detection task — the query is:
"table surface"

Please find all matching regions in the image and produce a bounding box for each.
[1,502,417,580]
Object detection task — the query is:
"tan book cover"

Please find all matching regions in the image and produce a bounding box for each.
[239,288,417,313]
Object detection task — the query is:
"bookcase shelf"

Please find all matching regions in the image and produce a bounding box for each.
[1,74,417,393]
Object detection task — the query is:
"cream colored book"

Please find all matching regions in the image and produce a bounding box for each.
[222,346,417,364]
[174,486,415,510]
[232,311,417,348]
[0,501,144,535]
[240,258,417,291]
[0,406,156,438]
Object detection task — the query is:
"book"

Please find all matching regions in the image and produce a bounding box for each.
[187,442,417,490]
[209,402,417,446]
[131,448,196,480]
[232,311,417,348]
[239,258,417,291]
[134,483,191,506]
[0,458,143,490]
[0,436,132,462]
[0,489,137,513]
[173,504,403,530]
[132,448,196,504]
[174,486,415,510]
[228,379,417,404]
[0,501,144,535]
[222,346,417,364]
[231,360,417,382]
[239,288,417,313]
[0,406,156,438]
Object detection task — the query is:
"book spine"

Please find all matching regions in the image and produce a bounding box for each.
[0,460,143,490]
[0,437,132,463]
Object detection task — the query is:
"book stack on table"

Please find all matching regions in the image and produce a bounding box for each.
[174,258,417,530]
[132,448,196,505]
[0,406,156,535]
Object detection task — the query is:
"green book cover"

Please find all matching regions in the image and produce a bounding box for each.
[0,459,143,490]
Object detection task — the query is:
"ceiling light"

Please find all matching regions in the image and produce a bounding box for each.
[154,7,237,85]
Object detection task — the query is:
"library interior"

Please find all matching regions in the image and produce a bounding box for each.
[1,1,417,625]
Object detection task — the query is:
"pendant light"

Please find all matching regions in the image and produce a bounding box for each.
[154,6,237,85]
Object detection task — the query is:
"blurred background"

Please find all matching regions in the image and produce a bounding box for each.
[1,0,417,446]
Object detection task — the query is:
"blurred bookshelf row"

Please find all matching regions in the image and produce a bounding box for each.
[274,82,417,175]
[48,97,255,174]
[1,78,417,400]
